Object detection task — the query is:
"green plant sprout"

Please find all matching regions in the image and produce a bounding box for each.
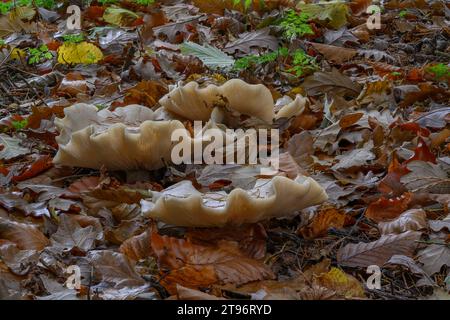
[279,9,314,40]
[27,45,53,65]
[426,63,450,81]
[234,48,317,77]
[11,119,28,131]
[286,49,318,76]
[234,48,289,70]
[233,0,252,11]
[0,0,56,15]
[134,0,155,5]
[62,34,85,44]
[398,10,407,18]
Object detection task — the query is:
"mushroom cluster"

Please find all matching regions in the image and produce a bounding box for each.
[53,79,327,227]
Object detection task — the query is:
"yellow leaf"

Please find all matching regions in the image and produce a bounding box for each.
[103,7,139,27]
[10,47,26,61]
[316,267,365,298]
[9,6,36,21]
[57,42,103,65]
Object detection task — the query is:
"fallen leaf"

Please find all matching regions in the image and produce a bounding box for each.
[50,214,98,253]
[224,28,278,54]
[316,267,365,298]
[0,217,49,250]
[151,232,274,293]
[57,42,103,65]
[417,244,450,276]
[302,68,361,97]
[0,134,29,160]
[299,207,348,239]
[365,193,412,222]
[401,161,450,194]
[337,230,422,268]
[310,43,357,64]
[88,250,146,289]
[378,209,428,235]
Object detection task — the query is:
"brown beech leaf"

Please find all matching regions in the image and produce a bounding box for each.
[0,217,49,250]
[67,176,101,195]
[122,80,168,107]
[185,223,267,259]
[26,105,65,129]
[176,284,224,300]
[399,83,450,108]
[57,72,89,97]
[378,209,427,235]
[365,192,412,222]
[119,229,152,261]
[299,207,349,239]
[337,230,422,268]
[302,68,361,97]
[151,232,274,293]
[310,43,357,64]
[339,112,364,129]
[223,28,278,54]
[88,250,146,289]
[348,0,373,15]
[417,244,450,276]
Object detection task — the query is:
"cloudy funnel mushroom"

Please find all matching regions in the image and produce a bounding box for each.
[53,103,188,170]
[159,79,307,124]
[141,175,328,227]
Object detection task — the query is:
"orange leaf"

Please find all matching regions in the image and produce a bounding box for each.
[12,155,53,183]
[365,193,412,222]
[299,207,350,239]
[151,232,274,293]
[122,80,168,107]
[339,112,364,129]
[405,137,437,164]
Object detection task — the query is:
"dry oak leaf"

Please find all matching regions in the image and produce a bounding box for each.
[0,217,49,250]
[365,193,412,223]
[337,230,422,268]
[151,232,274,293]
[299,207,348,239]
[378,209,428,235]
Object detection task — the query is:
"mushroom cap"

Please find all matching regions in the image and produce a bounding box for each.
[159,79,306,124]
[53,103,187,170]
[141,175,328,227]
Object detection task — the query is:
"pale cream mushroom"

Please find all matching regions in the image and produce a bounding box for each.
[53,103,188,170]
[141,175,328,227]
[159,79,306,124]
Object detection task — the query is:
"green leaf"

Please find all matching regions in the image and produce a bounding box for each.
[180,41,235,69]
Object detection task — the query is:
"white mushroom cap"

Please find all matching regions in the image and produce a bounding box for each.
[141,175,328,227]
[159,79,306,124]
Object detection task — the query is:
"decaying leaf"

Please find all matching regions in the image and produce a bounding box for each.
[151,232,274,293]
[417,244,450,276]
[337,231,422,268]
[378,209,427,235]
[0,217,49,250]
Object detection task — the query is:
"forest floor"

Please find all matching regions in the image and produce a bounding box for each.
[0,0,449,300]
